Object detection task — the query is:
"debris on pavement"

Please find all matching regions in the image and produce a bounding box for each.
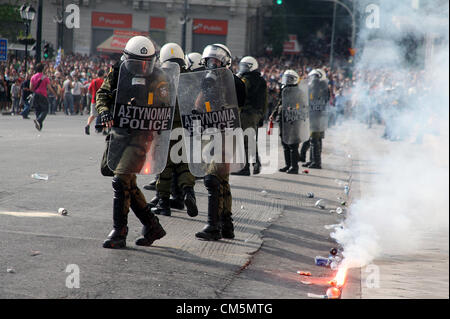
[329,248,338,256]
[7,268,15,274]
[30,251,41,256]
[307,293,327,299]
[336,207,344,215]
[297,271,312,276]
[261,190,268,196]
[324,223,343,230]
[315,199,326,209]
[315,256,332,267]
[344,186,349,196]
[307,192,314,198]
[31,173,49,181]
[300,281,312,285]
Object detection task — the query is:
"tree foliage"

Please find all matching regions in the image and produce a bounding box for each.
[0,2,24,43]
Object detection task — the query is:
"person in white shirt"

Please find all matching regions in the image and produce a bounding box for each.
[71,76,83,115]
[63,76,74,115]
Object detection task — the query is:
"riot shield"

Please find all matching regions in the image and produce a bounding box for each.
[106,60,180,175]
[177,68,245,177]
[281,81,310,145]
[309,78,329,132]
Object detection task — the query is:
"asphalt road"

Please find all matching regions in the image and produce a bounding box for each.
[0,113,353,299]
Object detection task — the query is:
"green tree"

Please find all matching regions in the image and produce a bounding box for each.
[268,4,288,56]
[0,2,23,43]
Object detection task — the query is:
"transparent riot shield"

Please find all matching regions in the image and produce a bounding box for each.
[177,67,245,177]
[107,60,180,175]
[309,79,329,132]
[281,80,310,145]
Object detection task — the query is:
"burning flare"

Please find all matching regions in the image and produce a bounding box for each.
[328,266,348,288]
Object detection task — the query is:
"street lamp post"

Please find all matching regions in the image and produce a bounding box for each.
[19,4,36,75]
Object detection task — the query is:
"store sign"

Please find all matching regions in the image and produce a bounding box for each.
[92,12,132,29]
[193,19,228,35]
[150,17,166,30]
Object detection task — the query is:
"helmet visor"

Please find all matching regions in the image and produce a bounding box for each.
[123,58,156,76]
[202,46,229,67]
[205,57,222,70]
[239,62,252,74]
[281,74,298,86]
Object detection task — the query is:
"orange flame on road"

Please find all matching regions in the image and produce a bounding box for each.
[328,266,348,288]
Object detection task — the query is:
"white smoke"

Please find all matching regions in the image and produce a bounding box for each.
[331,0,449,268]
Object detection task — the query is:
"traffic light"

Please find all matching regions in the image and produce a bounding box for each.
[43,43,49,60]
[276,0,283,4]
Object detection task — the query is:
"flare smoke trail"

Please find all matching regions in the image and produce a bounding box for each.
[331,0,449,269]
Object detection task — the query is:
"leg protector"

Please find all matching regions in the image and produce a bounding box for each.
[196,175,222,240]
[183,186,198,217]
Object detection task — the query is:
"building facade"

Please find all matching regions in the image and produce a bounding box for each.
[28,0,271,57]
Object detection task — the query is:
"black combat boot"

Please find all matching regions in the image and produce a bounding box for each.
[231,163,251,176]
[299,140,310,163]
[279,148,291,172]
[151,197,171,216]
[184,187,198,217]
[169,195,185,210]
[220,212,235,239]
[253,155,261,175]
[308,138,322,169]
[287,147,300,174]
[196,175,222,241]
[103,177,129,249]
[143,178,157,191]
[148,193,160,208]
[169,172,184,210]
[303,139,314,167]
[133,205,166,246]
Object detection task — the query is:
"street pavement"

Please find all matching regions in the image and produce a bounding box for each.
[0,114,350,299]
[1,114,445,299]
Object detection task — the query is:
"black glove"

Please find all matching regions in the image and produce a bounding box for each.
[100,110,113,125]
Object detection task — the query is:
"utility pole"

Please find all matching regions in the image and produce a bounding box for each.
[36,0,43,63]
[61,0,65,53]
[181,0,188,52]
[329,1,337,69]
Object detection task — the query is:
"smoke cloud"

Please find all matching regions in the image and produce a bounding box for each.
[331,0,449,268]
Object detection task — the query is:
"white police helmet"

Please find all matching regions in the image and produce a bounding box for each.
[185,52,203,71]
[308,68,327,81]
[201,43,232,69]
[123,36,157,75]
[281,70,299,87]
[159,42,186,68]
[239,56,258,74]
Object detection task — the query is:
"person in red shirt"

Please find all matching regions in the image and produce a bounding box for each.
[85,69,105,135]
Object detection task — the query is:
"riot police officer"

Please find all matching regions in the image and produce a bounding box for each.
[193,44,246,241]
[270,70,302,174]
[151,42,198,218]
[303,68,330,169]
[232,56,268,176]
[96,36,168,249]
[185,52,205,72]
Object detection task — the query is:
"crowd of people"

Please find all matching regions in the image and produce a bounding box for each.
[1,45,420,141]
[0,54,112,120]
